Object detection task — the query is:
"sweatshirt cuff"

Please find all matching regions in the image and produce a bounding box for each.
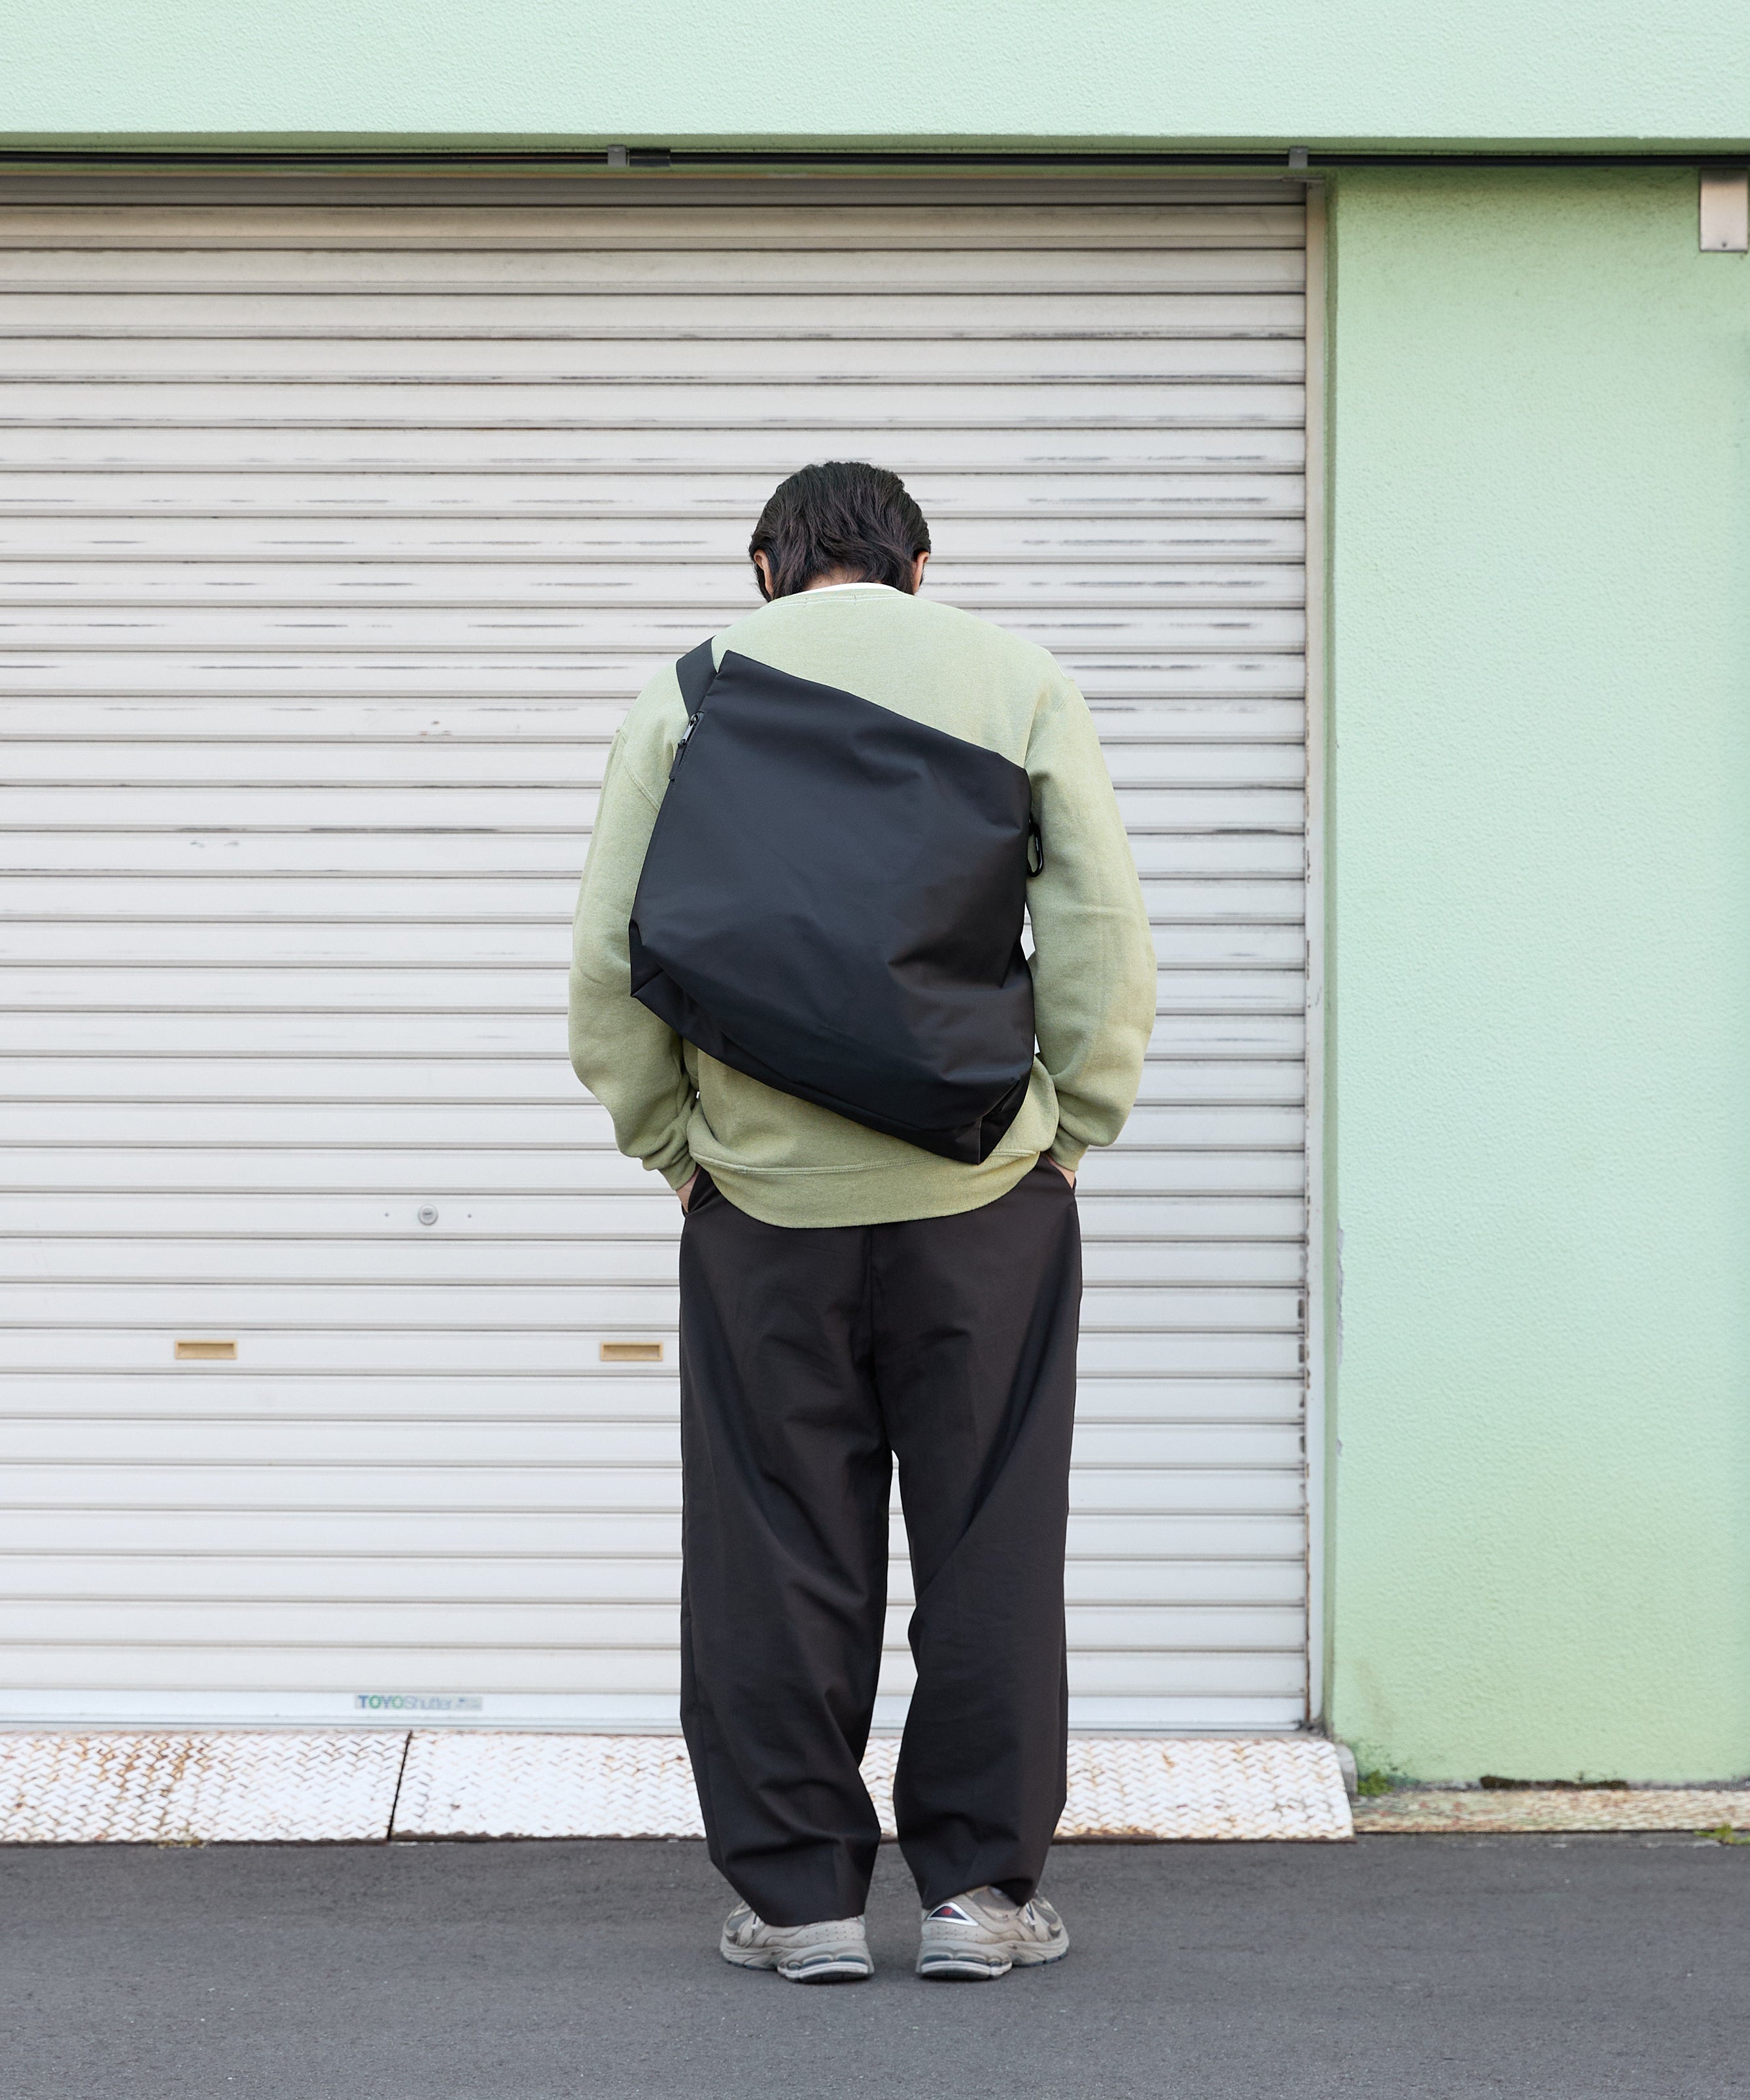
[658,1154,698,1192]
[1048,1133,1089,1174]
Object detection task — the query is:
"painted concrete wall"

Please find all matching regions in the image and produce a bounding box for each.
[4,9,1747,1782]
[4,1,1750,152]
[1325,166,1750,1780]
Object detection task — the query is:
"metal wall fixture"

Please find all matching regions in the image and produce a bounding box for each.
[1699,169,1749,251]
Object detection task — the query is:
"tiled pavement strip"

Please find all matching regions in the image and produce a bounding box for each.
[3,1732,1745,1845]
[0,1730,1739,1847]
[1,1733,1354,1844]
[1352,1785,1750,1834]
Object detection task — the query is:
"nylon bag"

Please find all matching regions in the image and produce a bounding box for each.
[627,639,1041,1163]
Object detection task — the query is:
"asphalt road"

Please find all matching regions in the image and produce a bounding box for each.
[3,1833,1745,2099]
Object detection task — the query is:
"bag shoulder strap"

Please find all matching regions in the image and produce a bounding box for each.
[675,637,718,724]
[667,638,718,783]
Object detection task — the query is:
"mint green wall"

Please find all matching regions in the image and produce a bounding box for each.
[5,1,1750,152]
[1326,167,1750,1780]
[5,9,1748,1781]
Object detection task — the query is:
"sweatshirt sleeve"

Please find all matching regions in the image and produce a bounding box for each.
[1024,670,1157,1173]
[568,712,697,1191]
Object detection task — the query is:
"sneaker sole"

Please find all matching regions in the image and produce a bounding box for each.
[917,1940,1068,1980]
[720,1941,872,1984]
[917,1951,1011,1980]
[780,1954,873,1984]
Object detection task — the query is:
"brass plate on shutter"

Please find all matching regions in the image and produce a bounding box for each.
[599,1340,662,1364]
[175,1339,237,1361]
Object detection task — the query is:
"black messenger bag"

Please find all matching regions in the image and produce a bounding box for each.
[627,638,1041,1164]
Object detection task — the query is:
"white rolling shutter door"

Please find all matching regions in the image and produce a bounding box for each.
[0,178,1310,1731]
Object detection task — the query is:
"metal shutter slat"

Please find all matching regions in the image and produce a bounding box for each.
[0,184,1310,1732]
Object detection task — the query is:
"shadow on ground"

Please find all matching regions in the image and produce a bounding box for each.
[2,1834,1745,2099]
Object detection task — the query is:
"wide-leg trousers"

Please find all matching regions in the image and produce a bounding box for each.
[676,1158,1081,1927]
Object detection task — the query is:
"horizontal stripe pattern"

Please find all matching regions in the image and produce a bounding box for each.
[0,186,1309,1727]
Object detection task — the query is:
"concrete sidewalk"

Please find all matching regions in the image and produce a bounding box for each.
[3,1834,1745,2099]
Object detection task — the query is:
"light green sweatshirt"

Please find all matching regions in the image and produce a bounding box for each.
[569,582,1155,1228]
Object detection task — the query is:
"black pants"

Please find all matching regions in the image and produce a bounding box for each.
[677,1159,1081,1927]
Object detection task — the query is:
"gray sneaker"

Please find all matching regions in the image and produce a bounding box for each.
[719,1900,873,1983]
[917,1885,1069,1980]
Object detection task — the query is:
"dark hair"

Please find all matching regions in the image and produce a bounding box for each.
[748,461,931,599]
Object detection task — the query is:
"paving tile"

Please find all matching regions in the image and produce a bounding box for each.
[0,1731,408,1843]
[392,1731,1354,1841]
[1354,1785,1750,1833]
